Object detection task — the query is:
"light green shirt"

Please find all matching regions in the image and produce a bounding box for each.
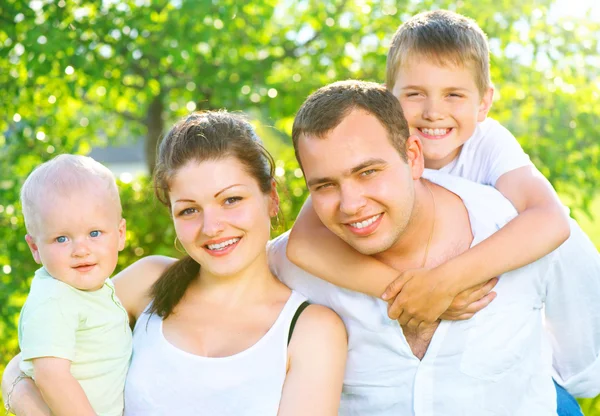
[18,268,132,416]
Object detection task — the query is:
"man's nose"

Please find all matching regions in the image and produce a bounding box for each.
[339,184,367,217]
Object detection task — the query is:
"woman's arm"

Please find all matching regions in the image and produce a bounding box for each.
[2,354,50,416]
[113,255,177,323]
[278,305,347,416]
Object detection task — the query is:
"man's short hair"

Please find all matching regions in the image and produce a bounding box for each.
[20,154,121,234]
[386,10,491,96]
[292,80,410,168]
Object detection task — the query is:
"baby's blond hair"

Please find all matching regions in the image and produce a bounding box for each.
[20,154,121,235]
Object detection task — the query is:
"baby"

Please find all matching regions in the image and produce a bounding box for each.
[17,154,132,416]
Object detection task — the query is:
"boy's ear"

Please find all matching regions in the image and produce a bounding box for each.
[477,87,494,122]
[25,234,42,264]
[405,134,425,180]
[117,218,127,251]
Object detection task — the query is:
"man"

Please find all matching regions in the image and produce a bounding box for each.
[268,80,600,415]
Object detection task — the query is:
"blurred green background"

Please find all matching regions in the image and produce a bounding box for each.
[1,0,599,413]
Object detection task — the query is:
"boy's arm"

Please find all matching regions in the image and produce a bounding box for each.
[32,357,96,416]
[385,165,570,327]
[288,197,496,319]
[287,196,396,297]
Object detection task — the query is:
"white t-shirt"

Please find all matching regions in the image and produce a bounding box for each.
[439,117,532,186]
[269,173,600,416]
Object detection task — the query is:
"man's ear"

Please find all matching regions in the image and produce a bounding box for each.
[117,218,127,251]
[25,234,42,264]
[478,87,494,122]
[405,134,425,180]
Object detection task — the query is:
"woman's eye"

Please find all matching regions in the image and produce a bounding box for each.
[179,208,197,216]
[90,230,101,238]
[56,236,68,243]
[224,197,242,205]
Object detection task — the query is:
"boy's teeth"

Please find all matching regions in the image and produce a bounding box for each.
[207,238,240,250]
[422,128,449,136]
[350,214,381,229]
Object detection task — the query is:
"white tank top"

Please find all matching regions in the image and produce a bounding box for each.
[124,290,308,416]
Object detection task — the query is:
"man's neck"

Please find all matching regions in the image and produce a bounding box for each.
[373,179,473,273]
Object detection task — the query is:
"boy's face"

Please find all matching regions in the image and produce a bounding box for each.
[391,58,493,169]
[25,188,126,291]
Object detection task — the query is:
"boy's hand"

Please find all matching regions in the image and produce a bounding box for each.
[382,268,498,329]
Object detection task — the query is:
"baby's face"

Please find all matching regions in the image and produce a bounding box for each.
[391,57,493,169]
[26,189,126,291]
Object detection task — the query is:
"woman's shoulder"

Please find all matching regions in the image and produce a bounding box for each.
[289,302,347,351]
[113,255,179,320]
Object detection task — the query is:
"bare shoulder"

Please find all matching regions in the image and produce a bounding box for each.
[113,255,178,320]
[291,304,347,349]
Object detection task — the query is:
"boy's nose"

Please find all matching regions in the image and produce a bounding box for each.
[423,99,445,121]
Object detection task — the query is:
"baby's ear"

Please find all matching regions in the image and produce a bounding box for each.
[25,234,42,264]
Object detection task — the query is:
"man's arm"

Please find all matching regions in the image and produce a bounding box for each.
[1,354,50,416]
[31,357,96,416]
[544,221,600,397]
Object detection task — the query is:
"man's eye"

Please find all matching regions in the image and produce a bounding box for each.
[56,236,68,243]
[361,169,376,176]
[90,230,102,238]
[315,183,333,191]
[224,197,242,205]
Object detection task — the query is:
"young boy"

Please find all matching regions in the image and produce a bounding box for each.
[288,10,575,329]
[16,154,132,416]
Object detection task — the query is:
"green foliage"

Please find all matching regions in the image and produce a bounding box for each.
[1,0,599,412]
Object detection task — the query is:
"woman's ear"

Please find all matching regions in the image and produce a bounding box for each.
[269,179,280,217]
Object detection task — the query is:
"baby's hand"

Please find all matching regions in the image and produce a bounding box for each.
[381,269,497,330]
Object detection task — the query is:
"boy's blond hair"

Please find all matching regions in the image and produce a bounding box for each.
[386,10,491,96]
[20,154,122,235]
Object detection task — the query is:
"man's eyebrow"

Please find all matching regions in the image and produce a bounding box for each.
[350,158,387,174]
[306,158,387,188]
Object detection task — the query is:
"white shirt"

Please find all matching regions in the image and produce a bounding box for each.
[268,172,600,416]
[124,291,307,416]
[439,118,532,186]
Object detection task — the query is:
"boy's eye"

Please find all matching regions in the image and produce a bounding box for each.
[90,230,102,238]
[56,236,68,243]
[448,93,463,98]
[224,196,242,205]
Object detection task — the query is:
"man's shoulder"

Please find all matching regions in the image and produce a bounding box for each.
[423,170,518,231]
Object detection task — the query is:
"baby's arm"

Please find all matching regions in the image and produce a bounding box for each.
[287,196,398,297]
[31,357,96,416]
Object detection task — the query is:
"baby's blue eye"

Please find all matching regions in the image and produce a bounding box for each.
[56,236,67,243]
[90,230,101,238]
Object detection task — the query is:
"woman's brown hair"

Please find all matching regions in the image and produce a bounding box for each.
[148,110,276,319]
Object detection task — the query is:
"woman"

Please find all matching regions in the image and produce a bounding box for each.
[3,111,347,415]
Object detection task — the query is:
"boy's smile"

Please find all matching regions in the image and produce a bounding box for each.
[391,57,493,169]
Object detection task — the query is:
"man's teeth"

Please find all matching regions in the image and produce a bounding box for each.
[422,128,449,136]
[350,214,381,229]
[207,238,240,250]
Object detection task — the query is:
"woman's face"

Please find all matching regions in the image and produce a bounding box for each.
[168,156,278,278]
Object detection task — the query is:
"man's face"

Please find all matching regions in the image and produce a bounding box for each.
[298,109,422,255]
